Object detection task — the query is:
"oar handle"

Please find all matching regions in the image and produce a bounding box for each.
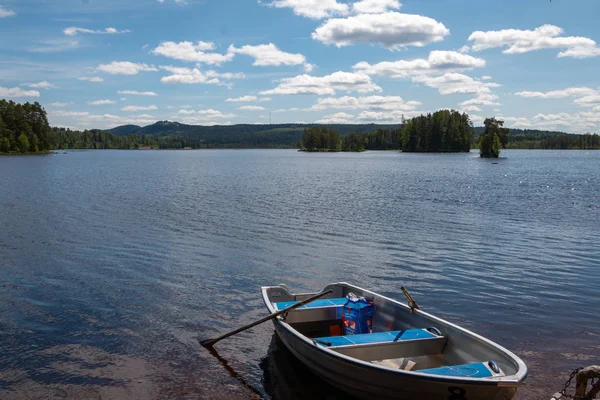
[201,289,333,348]
[401,287,420,311]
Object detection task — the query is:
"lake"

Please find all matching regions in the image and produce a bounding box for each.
[0,149,598,400]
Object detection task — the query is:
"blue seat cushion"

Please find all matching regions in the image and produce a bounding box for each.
[274,298,348,310]
[315,329,437,347]
[419,362,493,378]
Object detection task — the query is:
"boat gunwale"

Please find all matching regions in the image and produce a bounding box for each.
[261,282,528,387]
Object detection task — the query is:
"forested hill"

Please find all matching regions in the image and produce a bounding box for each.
[474,127,600,149]
[104,121,399,148]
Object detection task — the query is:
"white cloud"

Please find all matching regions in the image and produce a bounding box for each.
[356,110,424,122]
[468,24,600,58]
[515,87,597,99]
[64,27,130,36]
[316,112,354,124]
[205,70,245,80]
[121,105,158,112]
[260,71,382,95]
[311,95,421,112]
[312,12,449,49]
[494,112,600,133]
[459,93,501,107]
[264,0,349,19]
[157,0,188,5]
[51,111,91,118]
[515,86,600,109]
[413,73,500,95]
[78,76,104,82]
[89,99,116,105]
[197,109,236,118]
[353,50,485,78]
[174,109,236,124]
[0,86,40,98]
[226,95,271,102]
[152,41,234,65]
[118,90,158,96]
[461,105,482,112]
[352,0,401,14]
[50,102,72,107]
[228,43,312,71]
[159,66,239,85]
[239,105,266,111]
[481,76,492,80]
[0,6,15,17]
[28,39,80,53]
[177,109,196,115]
[49,111,158,130]
[97,62,158,75]
[574,95,600,106]
[558,46,600,59]
[24,81,57,89]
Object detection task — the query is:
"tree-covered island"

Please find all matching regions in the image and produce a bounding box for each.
[479,118,509,158]
[301,109,474,153]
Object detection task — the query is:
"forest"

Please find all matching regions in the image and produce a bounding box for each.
[0,100,53,154]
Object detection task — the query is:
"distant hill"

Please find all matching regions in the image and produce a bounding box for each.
[104,121,401,149]
[107,124,142,135]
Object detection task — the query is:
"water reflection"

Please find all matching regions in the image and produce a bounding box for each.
[260,333,359,400]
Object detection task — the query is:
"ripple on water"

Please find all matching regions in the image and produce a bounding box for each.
[0,149,599,399]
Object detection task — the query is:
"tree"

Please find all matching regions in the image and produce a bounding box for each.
[18,133,30,153]
[479,118,508,158]
[301,126,341,152]
[342,132,365,152]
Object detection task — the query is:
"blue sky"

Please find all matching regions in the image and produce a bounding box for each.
[1,0,600,132]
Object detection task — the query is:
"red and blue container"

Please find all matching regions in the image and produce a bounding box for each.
[342,293,374,335]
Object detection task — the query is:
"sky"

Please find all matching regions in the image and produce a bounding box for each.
[1,0,600,132]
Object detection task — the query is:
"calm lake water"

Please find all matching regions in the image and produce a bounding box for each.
[0,149,599,400]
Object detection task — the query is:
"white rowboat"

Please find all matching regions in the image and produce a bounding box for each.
[261,282,528,400]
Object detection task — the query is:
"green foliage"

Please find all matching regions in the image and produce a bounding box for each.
[401,110,473,152]
[341,132,366,152]
[301,126,341,152]
[51,127,160,150]
[0,137,9,152]
[479,118,508,158]
[364,128,401,150]
[0,100,52,154]
[18,133,30,153]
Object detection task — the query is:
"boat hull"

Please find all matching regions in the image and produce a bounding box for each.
[262,283,526,400]
[273,319,517,400]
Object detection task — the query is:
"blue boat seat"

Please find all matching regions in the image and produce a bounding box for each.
[313,329,447,362]
[418,362,498,378]
[273,298,347,324]
[273,298,348,310]
[314,329,437,347]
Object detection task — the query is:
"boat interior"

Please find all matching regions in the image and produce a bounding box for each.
[263,283,522,379]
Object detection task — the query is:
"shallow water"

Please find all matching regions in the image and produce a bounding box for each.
[0,149,598,399]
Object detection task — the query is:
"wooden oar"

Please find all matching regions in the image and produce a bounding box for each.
[200,289,333,348]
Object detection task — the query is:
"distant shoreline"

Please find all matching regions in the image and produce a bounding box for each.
[1,148,594,155]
